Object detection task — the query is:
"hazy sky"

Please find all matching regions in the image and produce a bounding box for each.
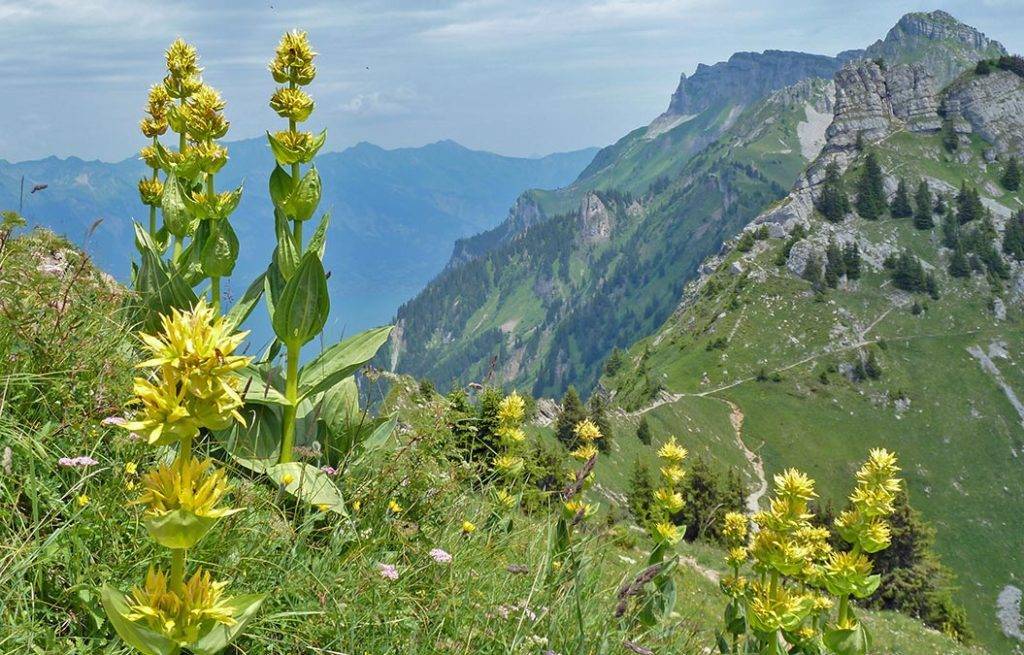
[1,0,1022,163]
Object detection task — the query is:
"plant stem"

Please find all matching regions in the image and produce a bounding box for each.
[170,548,186,595]
[173,235,182,262]
[838,594,850,625]
[278,341,300,464]
[206,169,220,312]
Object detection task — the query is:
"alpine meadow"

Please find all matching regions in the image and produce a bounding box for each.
[2,4,1024,655]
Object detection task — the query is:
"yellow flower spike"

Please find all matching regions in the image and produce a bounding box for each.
[493,454,525,478]
[722,511,748,544]
[726,546,748,568]
[652,521,683,546]
[570,443,598,461]
[461,520,477,534]
[497,392,526,426]
[659,465,686,486]
[657,436,688,463]
[573,418,601,444]
[135,458,238,520]
[125,567,236,645]
[653,487,684,513]
[165,38,201,80]
[270,30,317,85]
[177,85,229,142]
[497,426,526,446]
[138,178,164,206]
[269,87,315,123]
[774,469,817,503]
[495,488,517,511]
[189,141,228,175]
[823,550,877,598]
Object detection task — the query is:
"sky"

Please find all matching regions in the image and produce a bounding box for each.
[1,0,1022,163]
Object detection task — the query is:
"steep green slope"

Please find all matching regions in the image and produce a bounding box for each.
[392,79,830,396]
[604,68,1024,653]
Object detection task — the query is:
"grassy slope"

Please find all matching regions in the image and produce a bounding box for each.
[0,229,980,654]
[604,130,1024,651]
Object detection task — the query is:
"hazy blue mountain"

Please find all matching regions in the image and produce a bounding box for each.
[0,138,597,344]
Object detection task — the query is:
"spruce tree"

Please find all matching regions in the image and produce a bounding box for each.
[824,240,845,288]
[1003,210,1024,261]
[627,458,654,525]
[913,181,934,229]
[891,251,927,293]
[817,161,851,222]
[603,347,624,376]
[856,151,887,219]
[636,415,652,445]
[588,393,613,453]
[802,253,823,289]
[1002,155,1021,191]
[956,182,983,224]
[933,193,946,215]
[843,242,862,280]
[942,208,960,249]
[555,386,587,449]
[949,246,971,277]
[890,178,913,218]
[678,456,722,542]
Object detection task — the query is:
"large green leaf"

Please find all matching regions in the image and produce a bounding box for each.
[283,167,321,222]
[223,272,265,333]
[191,594,265,655]
[272,209,300,281]
[133,223,198,331]
[237,366,290,407]
[200,220,239,278]
[101,585,179,655]
[268,462,347,515]
[271,251,329,348]
[144,508,238,550]
[306,211,331,260]
[268,165,293,209]
[298,325,393,400]
[161,173,191,238]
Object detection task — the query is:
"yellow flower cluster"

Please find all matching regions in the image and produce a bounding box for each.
[649,436,687,546]
[124,299,250,445]
[135,457,239,520]
[140,84,171,139]
[570,418,601,461]
[125,568,236,646]
[268,31,321,165]
[163,38,203,99]
[492,391,527,491]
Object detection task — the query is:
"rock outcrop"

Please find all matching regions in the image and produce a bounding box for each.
[446,192,545,268]
[578,192,614,244]
[944,69,1024,157]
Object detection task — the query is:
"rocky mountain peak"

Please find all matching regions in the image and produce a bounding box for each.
[863,9,1006,85]
[664,50,843,118]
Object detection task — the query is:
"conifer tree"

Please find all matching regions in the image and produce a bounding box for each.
[1003,210,1024,261]
[956,182,983,224]
[855,151,887,219]
[949,246,971,278]
[636,415,652,445]
[817,161,851,222]
[824,239,845,288]
[1002,155,1021,191]
[588,393,613,453]
[603,347,625,376]
[933,193,946,215]
[627,457,654,525]
[913,180,934,229]
[842,242,862,280]
[802,253,823,290]
[942,208,960,249]
[890,178,913,218]
[555,385,587,449]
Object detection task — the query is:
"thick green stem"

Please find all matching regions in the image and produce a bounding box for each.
[172,236,183,262]
[278,341,301,464]
[290,161,302,252]
[170,548,186,595]
[148,204,158,236]
[206,169,220,311]
[838,594,850,625]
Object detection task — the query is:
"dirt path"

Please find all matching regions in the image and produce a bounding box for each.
[719,398,767,513]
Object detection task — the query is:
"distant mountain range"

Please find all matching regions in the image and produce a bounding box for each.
[0,138,597,344]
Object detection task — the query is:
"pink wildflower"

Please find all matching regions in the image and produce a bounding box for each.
[101,416,126,427]
[378,563,399,581]
[58,456,98,468]
[429,548,452,564]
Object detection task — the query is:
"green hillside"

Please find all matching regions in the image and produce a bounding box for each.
[603,71,1024,652]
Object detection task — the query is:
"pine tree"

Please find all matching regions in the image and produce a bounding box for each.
[855,151,888,220]
[942,208,960,249]
[1003,210,1024,261]
[842,242,862,280]
[956,182,983,224]
[864,349,882,380]
[678,456,722,542]
[603,347,625,376]
[626,458,654,526]
[1002,155,1021,191]
[933,193,946,215]
[817,161,851,222]
[913,180,934,230]
[890,178,913,218]
[636,415,652,445]
[588,393,613,453]
[891,251,928,293]
[824,239,845,288]
[802,253,823,289]
[555,386,587,449]
[949,246,971,277]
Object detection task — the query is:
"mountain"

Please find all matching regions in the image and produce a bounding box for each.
[599,57,1024,653]
[0,139,597,343]
[388,10,1003,398]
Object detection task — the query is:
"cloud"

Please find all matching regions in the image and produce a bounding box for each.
[338,87,419,117]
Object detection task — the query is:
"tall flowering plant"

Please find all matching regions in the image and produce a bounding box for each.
[102,300,263,654]
[490,391,527,524]
[715,449,902,655]
[547,419,601,580]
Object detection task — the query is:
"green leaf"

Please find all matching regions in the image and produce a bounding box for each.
[298,325,393,400]
[273,209,300,281]
[191,594,265,655]
[161,174,192,238]
[223,272,266,333]
[271,251,329,348]
[201,220,239,278]
[306,211,331,259]
[284,167,321,222]
[144,508,237,550]
[101,585,179,655]
[238,366,291,407]
[823,622,870,655]
[269,165,293,209]
[268,462,347,515]
[217,403,282,465]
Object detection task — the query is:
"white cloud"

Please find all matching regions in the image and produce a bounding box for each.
[338,87,419,117]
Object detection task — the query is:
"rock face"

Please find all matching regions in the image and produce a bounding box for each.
[664,50,844,118]
[826,60,940,152]
[944,70,1024,156]
[862,10,1006,85]
[447,192,545,267]
[578,192,614,244]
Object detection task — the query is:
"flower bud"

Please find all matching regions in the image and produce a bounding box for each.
[270,30,317,85]
[138,178,164,206]
[269,87,314,122]
[139,145,160,169]
[140,117,168,138]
